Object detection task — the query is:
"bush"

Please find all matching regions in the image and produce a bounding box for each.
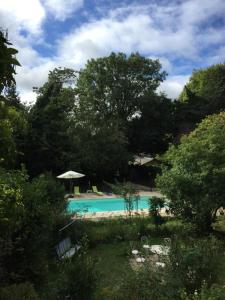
[113,235,224,300]
[81,218,148,246]
[156,112,225,232]
[168,236,223,295]
[0,282,40,300]
[69,217,184,248]
[46,253,97,300]
[0,168,67,286]
[115,265,181,300]
[148,196,165,227]
[180,284,225,300]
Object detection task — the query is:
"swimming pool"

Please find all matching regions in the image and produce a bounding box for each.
[68,196,150,214]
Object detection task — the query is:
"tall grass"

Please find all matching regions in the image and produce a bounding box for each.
[69,217,187,247]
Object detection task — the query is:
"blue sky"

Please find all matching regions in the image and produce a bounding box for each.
[0,0,225,103]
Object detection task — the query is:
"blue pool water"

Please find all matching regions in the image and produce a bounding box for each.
[68,196,150,213]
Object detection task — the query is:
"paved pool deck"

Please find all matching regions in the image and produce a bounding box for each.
[66,190,163,200]
[68,190,168,219]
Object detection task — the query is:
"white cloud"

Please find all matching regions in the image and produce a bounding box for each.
[57,11,196,69]
[57,0,225,71]
[15,60,57,93]
[0,0,45,35]
[43,0,83,20]
[208,46,225,65]
[54,0,225,100]
[148,56,173,73]
[158,75,190,99]
[19,91,38,105]
[1,0,225,103]
[180,0,225,26]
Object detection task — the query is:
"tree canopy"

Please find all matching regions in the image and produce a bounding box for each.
[25,68,76,176]
[75,52,166,125]
[179,63,225,105]
[175,63,225,136]
[156,111,225,231]
[69,53,169,177]
[2,31,225,299]
[25,54,170,178]
[0,31,20,94]
[128,93,174,154]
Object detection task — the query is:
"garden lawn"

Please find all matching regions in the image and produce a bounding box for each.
[89,237,164,299]
[90,242,130,299]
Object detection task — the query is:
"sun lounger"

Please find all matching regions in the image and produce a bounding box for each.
[92,185,103,196]
[74,186,81,197]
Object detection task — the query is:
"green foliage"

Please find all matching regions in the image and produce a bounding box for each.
[0,168,66,285]
[113,236,223,300]
[180,284,225,300]
[70,218,184,248]
[26,68,76,176]
[168,236,223,295]
[156,111,225,231]
[0,99,27,169]
[70,120,130,178]
[3,84,24,110]
[70,52,167,178]
[175,62,225,135]
[0,31,20,94]
[149,196,165,227]
[116,265,166,300]
[179,63,225,106]
[129,93,175,154]
[190,284,225,300]
[0,102,16,167]
[47,253,97,300]
[0,282,40,300]
[76,52,166,124]
[88,241,132,299]
[116,262,185,300]
[23,53,170,178]
[107,181,140,218]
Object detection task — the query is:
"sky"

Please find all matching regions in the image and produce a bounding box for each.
[1,0,225,104]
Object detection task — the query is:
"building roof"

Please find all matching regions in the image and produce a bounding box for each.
[132,155,154,166]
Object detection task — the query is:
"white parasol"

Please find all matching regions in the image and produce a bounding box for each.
[57,171,85,193]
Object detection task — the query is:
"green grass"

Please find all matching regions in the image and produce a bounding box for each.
[89,237,164,299]
[90,242,130,299]
[71,216,225,299]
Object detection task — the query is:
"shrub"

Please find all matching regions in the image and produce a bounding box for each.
[0,168,67,286]
[50,253,97,300]
[180,284,225,300]
[114,236,224,300]
[115,265,180,300]
[0,282,40,300]
[156,112,225,232]
[148,196,165,227]
[168,236,223,295]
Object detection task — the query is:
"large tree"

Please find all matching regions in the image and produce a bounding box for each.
[128,93,174,154]
[75,52,166,126]
[0,31,26,169]
[26,54,168,178]
[69,120,130,179]
[0,101,27,169]
[26,68,76,176]
[175,62,225,136]
[0,30,20,94]
[71,52,168,176]
[179,63,225,106]
[156,111,225,231]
